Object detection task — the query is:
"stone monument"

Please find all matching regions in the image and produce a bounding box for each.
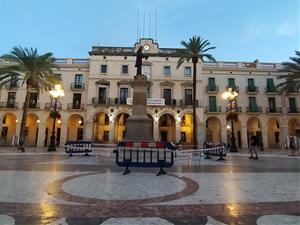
[123,46,154,141]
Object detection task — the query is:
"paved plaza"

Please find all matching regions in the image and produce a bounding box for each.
[0,148,299,225]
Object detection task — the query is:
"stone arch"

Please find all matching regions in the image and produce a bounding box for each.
[159,113,176,141]
[114,112,130,142]
[267,118,281,148]
[45,113,62,147]
[247,117,262,147]
[206,116,221,143]
[25,113,39,146]
[288,117,300,137]
[93,112,109,142]
[226,118,242,148]
[0,113,17,146]
[181,113,193,144]
[67,114,85,141]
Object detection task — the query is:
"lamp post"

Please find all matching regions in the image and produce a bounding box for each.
[48,84,64,152]
[223,88,238,152]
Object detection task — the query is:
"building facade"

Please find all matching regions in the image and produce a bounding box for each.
[0,39,299,149]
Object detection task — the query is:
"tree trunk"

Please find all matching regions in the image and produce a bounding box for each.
[192,62,198,149]
[17,87,31,152]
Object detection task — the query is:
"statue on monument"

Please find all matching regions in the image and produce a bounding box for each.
[135,45,148,76]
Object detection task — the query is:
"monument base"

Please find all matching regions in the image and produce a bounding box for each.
[123,117,154,141]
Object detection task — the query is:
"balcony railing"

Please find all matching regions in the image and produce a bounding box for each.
[0,102,18,108]
[287,107,300,113]
[246,106,262,113]
[226,106,242,113]
[4,83,19,89]
[164,99,177,106]
[44,102,62,110]
[205,106,222,113]
[70,83,85,90]
[180,99,198,107]
[266,107,282,113]
[205,85,219,92]
[24,103,40,109]
[226,86,239,92]
[92,97,111,105]
[265,87,277,93]
[114,98,128,105]
[246,86,259,93]
[67,103,85,110]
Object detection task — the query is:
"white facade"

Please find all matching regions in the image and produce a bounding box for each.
[0,39,299,149]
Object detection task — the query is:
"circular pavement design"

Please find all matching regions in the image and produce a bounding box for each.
[47,172,199,205]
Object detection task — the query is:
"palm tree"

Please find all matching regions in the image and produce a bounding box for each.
[278,51,300,93]
[0,47,60,151]
[177,36,216,148]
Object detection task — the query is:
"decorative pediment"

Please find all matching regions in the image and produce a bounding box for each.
[117,80,131,86]
[160,80,174,87]
[181,81,193,87]
[142,61,152,66]
[95,79,110,86]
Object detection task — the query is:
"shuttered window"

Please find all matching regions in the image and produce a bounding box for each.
[209,96,217,112]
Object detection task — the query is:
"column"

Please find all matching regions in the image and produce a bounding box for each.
[241,125,248,149]
[60,122,68,147]
[109,121,115,143]
[85,121,93,141]
[197,122,205,147]
[36,122,46,147]
[175,123,181,142]
[153,121,159,141]
[261,126,268,149]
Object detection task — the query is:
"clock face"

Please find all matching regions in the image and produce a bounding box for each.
[143,45,150,51]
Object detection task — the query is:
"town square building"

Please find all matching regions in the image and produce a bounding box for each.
[0,38,299,149]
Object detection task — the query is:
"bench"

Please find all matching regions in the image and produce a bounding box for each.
[203,146,226,160]
[64,140,93,157]
[113,141,175,176]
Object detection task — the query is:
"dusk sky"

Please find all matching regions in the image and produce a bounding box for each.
[0,0,299,62]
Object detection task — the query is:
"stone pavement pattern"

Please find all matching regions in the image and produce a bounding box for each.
[0,149,299,224]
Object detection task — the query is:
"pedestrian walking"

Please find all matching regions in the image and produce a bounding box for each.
[249,132,259,159]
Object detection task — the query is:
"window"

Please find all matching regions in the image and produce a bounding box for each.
[7,92,16,107]
[29,93,38,108]
[164,66,171,76]
[147,87,151,98]
[208,78,216,91]
[142,66,151,79]
[268,97,276,112]
[249,97,258,112]
[184,67,191,76]
[163,89,172,105]
[10,74,18,87]
[266,78,276,92]
[122,65,128,75]
[119,88,128,104]
[228,78,236,89]
[98,87,107,103]
[289,98,297,112]
[247,79,256,92]
[75,74,83,87]
[209,96,217,112]
[100,65,107,74]
[184,89,192,105]
[73,93,81,109]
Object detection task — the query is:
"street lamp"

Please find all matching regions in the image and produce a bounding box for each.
[222,88,238,152]
[48,84,64,152]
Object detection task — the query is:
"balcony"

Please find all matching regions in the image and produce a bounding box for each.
[205,106,222,113]
[287,107,300,113]
[24,103,40,109]
[114,98,128,105]
[226,86,239,92]
[4,83,19,89]
[246,106,262,113]
[0,102,18,109]
[226,106,242,113]
[266,107,282,113]
[180,99,199,107]
[67,103,86,110]
[70,83,85,90]
[44,102,62,110]
[164,99,177,106]
[92,97,111,105]
[205,85,219,93]
[246,86,259,93]
[265,87,277,94]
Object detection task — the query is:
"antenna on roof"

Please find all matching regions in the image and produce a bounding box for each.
[142,11,145,38]
[137,11,140,42]
[155,11,158,43]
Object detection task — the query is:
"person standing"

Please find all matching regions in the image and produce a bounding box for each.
[249,132,259,159]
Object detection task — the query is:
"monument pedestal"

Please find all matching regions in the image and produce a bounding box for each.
[124,74,154,142]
